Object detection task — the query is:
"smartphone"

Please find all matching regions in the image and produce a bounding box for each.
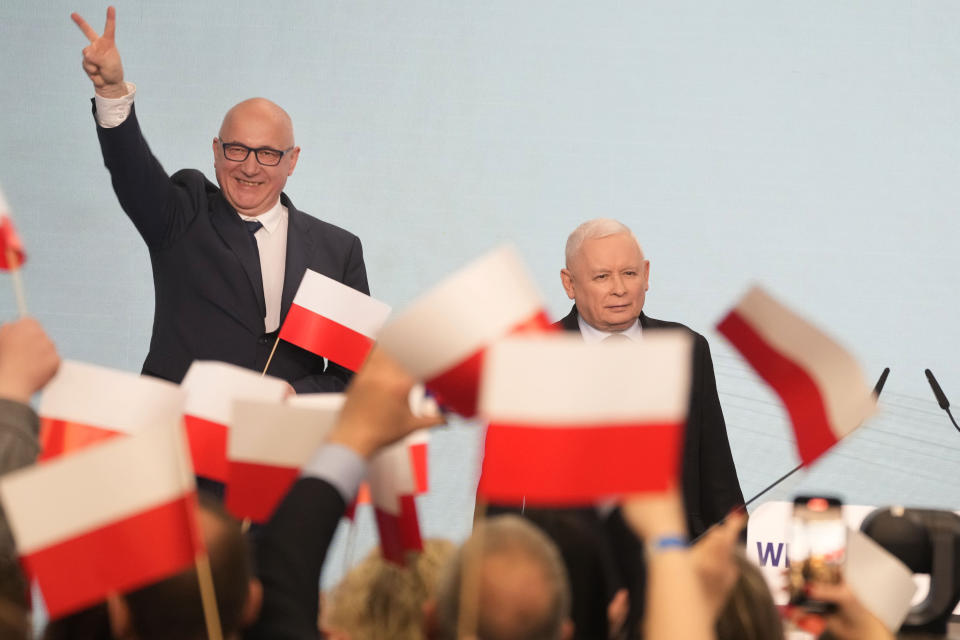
[787,495,846,613]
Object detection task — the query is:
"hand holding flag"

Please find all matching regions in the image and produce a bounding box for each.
[0,317,59,404]
[716,286,877,466]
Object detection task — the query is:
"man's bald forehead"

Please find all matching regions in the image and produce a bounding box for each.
[219,97,295,144]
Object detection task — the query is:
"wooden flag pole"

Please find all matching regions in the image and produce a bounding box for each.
[457,499,487,640]
[6,248,26,317]
[195,552,224,640]
[261,335,281,376]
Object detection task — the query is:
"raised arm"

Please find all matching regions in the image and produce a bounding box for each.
[72,6,126,99]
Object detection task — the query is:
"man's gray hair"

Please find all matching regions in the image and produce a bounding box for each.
[564,218,642,268]
[434,515,571,640]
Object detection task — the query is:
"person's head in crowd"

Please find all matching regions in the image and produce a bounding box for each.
[521,508,622,640]
[560,218,650,332]
[430,515,573,640]
[213,98,301,217]
[46,496,260,640]
[323,538,455,640]
[714,552,784,640]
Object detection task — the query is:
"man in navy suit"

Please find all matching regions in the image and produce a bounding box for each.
[73,7,366,393]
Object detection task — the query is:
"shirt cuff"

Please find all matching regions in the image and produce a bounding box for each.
[301,443,367,505]
[94,82,137,128]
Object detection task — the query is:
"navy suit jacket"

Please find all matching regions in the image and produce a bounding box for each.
[95,104,367,393]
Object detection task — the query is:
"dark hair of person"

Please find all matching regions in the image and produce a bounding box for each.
[715,552,784,640]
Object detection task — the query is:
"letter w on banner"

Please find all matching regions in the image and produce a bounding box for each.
[477,332,692,506]
[0,424,203,619]
[377,245,553,418]
[278,269,392,372]
[38,360,185,461]
[716,286,877,466]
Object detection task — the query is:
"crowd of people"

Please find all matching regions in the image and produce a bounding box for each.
[0,317,909,640]
[0,5,939,640]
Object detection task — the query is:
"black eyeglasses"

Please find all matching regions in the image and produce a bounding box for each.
[219,141,294,167]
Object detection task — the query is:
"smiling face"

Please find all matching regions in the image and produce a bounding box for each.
[213,98,300,217]
[560,232,650,332]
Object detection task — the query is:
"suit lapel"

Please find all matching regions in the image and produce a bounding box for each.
[209,195,266,331]
[279,196,314,324]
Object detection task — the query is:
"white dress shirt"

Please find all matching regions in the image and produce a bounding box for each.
[577,314,643,342]
[95,83,288,333]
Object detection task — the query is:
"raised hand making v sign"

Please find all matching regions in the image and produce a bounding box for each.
[71,7,125,98]
[70,7,372,423]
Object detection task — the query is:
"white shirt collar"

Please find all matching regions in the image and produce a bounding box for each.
[238,199,285,234]
[577,314,643,343]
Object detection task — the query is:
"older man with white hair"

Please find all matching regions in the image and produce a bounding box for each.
[558,218,743,535]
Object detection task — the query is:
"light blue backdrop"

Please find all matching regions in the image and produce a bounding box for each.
[2,0,960,588]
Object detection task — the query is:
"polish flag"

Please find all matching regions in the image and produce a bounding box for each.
[477,332,692,506]
[368,431,429,564]
[38,360,185,461]
[279,270,392,371]
[717,286,877,466]
[180,362,289,482]
[0,423,203,619]
[377,245,552,417]
[225,395,344,522]
[0,186,25,269]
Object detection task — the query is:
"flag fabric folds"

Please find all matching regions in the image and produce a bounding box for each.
[377,245,551,417]
[0,424,203,619]
[368,431,429,564]
[38,360,185,461]
[477,333,692,506]
[225,395,344,522]
[180,362,289,482]
[279,269,392,372]
[0,186,26,270]
[716,286,876,466]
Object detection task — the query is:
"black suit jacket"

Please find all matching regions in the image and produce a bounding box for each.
[95,104,368,393]
[245,477,346,639]
[557,306,743,534]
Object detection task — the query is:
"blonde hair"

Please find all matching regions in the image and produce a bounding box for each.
[715,553,785,640]
[325,539,455,640]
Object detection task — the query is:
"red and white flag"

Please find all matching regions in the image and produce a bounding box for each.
[279,270,392,372]
[368,430,429,564]
[180,362,289,482]
[0,186,26,270]
[38,360,185,461]
[225,395,344,522]
[717,286,876,466]
[477,333,692,506]
[377,245,552,417]
[0,423,203,619]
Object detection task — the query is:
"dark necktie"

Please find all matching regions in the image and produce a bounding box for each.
[243,220,266,316]
[243,220,263,260]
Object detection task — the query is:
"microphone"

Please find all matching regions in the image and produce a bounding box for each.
[925,369,950,410]
[925,369,960,434]
[873,367,890,398]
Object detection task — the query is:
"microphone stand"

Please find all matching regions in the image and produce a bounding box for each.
[690,367,890,544]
